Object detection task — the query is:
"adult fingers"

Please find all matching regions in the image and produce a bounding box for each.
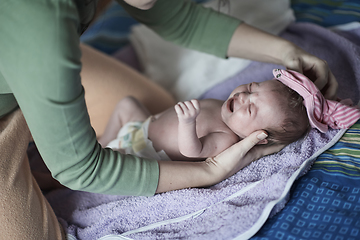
[311,59,329,91]
[310,60,338,100]
[287,54,338,100]
[207,131,267,178]
[321,71,338,100]
[286,60,303,74]
[255,143,285,158]
[214,130,268,161]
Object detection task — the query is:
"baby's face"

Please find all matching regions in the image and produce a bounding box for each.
[221,79,286,139]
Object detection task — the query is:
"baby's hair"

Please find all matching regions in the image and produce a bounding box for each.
[265,81,310,145]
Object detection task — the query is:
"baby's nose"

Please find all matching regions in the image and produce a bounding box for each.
[235,92,250,103]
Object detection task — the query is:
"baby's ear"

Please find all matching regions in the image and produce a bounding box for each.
[257,139,268,145]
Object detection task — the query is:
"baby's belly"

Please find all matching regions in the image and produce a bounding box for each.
[149,122,204,161]
[149,117,176,152]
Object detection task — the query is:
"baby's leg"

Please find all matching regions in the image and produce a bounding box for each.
[80,44,175,137]
[98,96,151,147]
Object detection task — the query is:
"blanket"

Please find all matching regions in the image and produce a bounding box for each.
[252,122,360,240]
[37,22,360,240]
[45,129,344,240]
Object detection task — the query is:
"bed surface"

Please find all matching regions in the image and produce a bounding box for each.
[35,1,360,239]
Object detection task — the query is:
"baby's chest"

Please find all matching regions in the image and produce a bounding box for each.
[196,113,226,137]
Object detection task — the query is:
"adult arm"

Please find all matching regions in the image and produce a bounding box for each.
[0,0,272,197]
[0,0,159,196]
[156,130,280,193]
[118,0,337,99]
[227,23,338,99]
[117,0,241,58]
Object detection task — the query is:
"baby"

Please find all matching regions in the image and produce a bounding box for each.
[99,71,310,161]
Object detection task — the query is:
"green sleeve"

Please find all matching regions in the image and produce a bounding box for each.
[0,0,159,196]
[117,0,242,58]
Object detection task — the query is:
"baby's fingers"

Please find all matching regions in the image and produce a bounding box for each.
[184,100,200,112]
[177,100,200,116]
[190,99,200,111]
[174,103,184,116]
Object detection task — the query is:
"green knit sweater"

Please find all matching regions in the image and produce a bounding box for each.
[0,0,241,195]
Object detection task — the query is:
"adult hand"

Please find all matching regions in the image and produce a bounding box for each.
[205,130,285,182]
[227,23,338,100]
[156,130,284,193]
[282,45,338,100]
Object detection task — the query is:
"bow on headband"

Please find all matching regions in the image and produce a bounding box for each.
[273,69,360,133]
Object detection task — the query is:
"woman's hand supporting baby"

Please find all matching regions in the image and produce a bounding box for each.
[205,131,285,181]
[156,130,283,193]
[281,45,338,100]
[227,23,338,100]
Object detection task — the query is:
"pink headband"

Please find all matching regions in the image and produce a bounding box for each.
[273,69,360,133]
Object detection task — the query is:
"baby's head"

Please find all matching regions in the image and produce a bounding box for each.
[221,79,309,146]
[264,82,310,145]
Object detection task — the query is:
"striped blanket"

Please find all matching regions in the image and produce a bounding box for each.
[252,121,360,239]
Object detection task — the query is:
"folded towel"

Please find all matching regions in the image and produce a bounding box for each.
[44,127,343,240]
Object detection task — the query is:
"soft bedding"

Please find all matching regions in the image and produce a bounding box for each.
[252,123,360,239]
[42,126,344,240]
[30,22,360,240]
[30,0,360,239]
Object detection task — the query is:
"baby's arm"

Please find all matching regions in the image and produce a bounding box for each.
[175,100,202,158]
[175,100,238,159]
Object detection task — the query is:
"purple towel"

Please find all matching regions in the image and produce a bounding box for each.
[42,22,360,240]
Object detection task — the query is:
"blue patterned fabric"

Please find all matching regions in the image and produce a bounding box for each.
[80,0,209,54]
[291,0,360,27]
[80,1,137,54]
[252,122,360,240]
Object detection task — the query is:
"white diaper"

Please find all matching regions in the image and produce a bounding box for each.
[106,117,171,161]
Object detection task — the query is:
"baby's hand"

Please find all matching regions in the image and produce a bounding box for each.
[175,99,200,124]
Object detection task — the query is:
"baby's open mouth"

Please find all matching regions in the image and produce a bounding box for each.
[228,99,234,112]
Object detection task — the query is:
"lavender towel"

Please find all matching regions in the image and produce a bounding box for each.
[43,22,360,240]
